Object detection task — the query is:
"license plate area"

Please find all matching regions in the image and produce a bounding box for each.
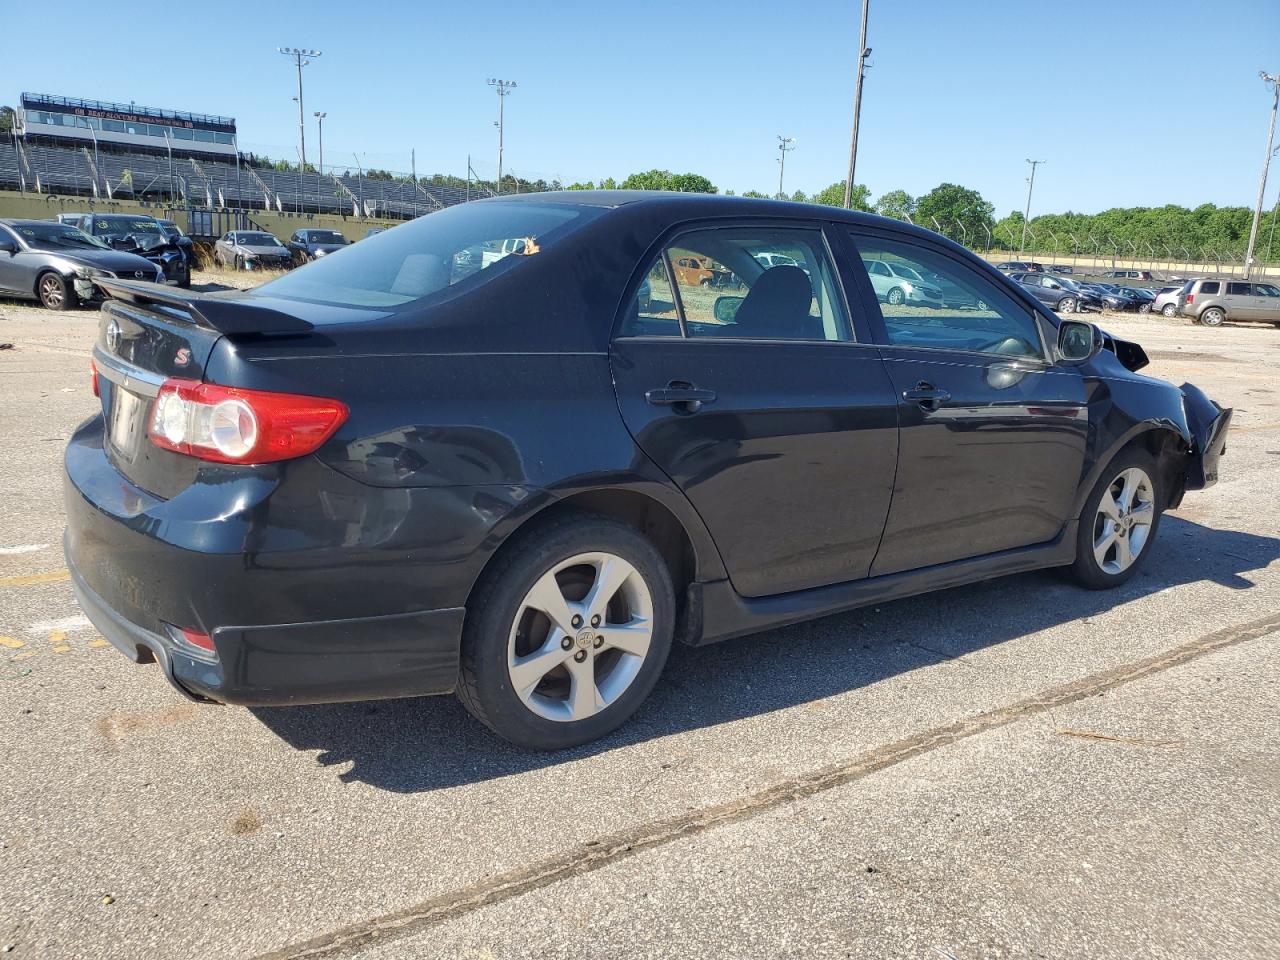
[108,387,147,461]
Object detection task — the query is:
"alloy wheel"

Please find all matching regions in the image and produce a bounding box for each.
[1201,308,1224,327]
[1093,467,1155,575]
[887,287,905,305]
[1162,303,1177,317]
[507,552,654,723]
[1059,297,1076,313]
[39,275,64,308]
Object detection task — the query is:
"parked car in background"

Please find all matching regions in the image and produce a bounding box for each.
[1009,272,1100,312]
[0,218,161,310]
[63,191,1231,749]
[864,257,944,306]
[214,231,293,271]
[1152,284,1187,318]
[1049,264,1074,274]
[1079,282,1141,312]
[1102,269,1156,282]
[1177,278,1280,327]
[1115,286,1156,313]
[995,260,1034,273]
[287,229,350,263]
[363,226,387,239]
[73,214,192,287]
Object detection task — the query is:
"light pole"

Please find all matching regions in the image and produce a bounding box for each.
[488,79,516,195]
[278,47,321,170]
[1243,71,1279,279]
[844,0,871,209]
[313,111,326,176]
[776,135,795,199]
[1020,158,1045,257]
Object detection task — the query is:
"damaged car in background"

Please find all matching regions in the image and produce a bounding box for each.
[72,214,193,287]
[0,218,161,310]
[63,193,1232,750]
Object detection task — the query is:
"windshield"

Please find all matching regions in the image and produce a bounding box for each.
[12,223,110,251]
[1056,278,1083,292]
[257,201,595,309]
[239,233,282,247]
[91,217,163,236]
[889,264,925,283]
[307,231,346,244]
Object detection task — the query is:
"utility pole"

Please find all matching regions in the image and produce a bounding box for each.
[843,0,871,209]
[313,111,326,176]
[163,128,175,204]
[776,135,795,199]
[488,78,516,195]
[1020,159,1045,257]
[278,47,321,170]
[1244,71,1279,279]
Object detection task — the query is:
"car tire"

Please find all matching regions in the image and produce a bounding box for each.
[887,286,905,305]
[457,513,676,749]
[177,263,192,288]
[1069,448,1163,590]
[1138,302,1151,314]
[1162,303,1177,317]
[1200,307,1225,327]
[1058,297,1076,313]
[37,272,77,311]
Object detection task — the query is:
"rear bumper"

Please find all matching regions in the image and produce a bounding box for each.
[67,548,463,706]
[61,415,493,706]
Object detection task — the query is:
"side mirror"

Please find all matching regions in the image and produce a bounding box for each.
[1057,319,1101,363]
[713,295,744,323]
[0,239,16,254]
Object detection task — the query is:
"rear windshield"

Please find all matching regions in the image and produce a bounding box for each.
[257,201,596,309]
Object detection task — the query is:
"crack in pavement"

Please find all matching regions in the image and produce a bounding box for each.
[252,610,1280,960]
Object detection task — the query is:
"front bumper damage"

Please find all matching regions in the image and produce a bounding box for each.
[1180,381,1232,490]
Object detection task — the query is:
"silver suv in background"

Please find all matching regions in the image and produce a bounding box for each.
[1177,278,1280,327]
[1151,285,1185,317]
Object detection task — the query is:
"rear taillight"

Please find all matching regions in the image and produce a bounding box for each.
[90,360,99,397]
[1185,294,1194,304]
[148,379,348,464]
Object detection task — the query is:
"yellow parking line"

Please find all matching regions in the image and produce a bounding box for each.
[49,630,71,653]
[88,638,109,649]
[0,569,71,588]
[0,636,25,649]
[11,651,36,661]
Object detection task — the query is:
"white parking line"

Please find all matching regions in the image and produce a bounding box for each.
[0,544,48,556]
[26,615,93,636]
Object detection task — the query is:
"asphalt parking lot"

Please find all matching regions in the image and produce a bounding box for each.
[1,292,1278,959]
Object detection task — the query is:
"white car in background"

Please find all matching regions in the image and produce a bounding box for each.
[863,258,944,307]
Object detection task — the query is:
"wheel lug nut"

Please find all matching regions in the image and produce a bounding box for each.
[594,636,604,648]
[590,615,601,627]
[571,615,583,628]
[574,650,587,662]
[561,636,573,650]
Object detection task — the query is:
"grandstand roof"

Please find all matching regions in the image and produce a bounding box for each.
[20,92,236,130]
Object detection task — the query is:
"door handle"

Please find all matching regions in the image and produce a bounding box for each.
[645,381,717,413]
[903,381,950,410]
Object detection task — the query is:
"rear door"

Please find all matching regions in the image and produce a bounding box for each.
[610,220,899,598]
[1225,281,1256,319]
[838,228,1089,576]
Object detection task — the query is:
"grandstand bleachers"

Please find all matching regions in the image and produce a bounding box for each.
[22,143,96,195]
[253,168,350,215]
[338,174,439,218]
[94,151,204,202]
[0,141,23,191]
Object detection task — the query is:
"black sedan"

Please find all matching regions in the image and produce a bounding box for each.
[286,228,350,263]
[65,193,1231,749]
[77,214,192,287]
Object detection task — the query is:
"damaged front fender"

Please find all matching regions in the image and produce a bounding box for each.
[1179,381,1232,490]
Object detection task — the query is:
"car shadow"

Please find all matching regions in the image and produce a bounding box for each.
[250,515,1280,792]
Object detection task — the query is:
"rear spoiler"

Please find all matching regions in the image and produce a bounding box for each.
[95,278,314,335]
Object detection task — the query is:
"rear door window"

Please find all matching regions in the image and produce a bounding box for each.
[1226,282,1251,296]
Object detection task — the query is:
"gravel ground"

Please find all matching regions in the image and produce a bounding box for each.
[0,284,1277,960]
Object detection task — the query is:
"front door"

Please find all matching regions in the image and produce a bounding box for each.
[610,222,899,598]
[0,225,28,295]
[842,229,1089,577]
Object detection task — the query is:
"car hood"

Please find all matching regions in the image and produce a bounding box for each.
[238,244,292,257]
[52,248,161,275]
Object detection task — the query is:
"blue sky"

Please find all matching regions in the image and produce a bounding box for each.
[7,0,1279,215]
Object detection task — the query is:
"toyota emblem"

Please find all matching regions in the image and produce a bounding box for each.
[105,318,121,353]
[134,270,145,278]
